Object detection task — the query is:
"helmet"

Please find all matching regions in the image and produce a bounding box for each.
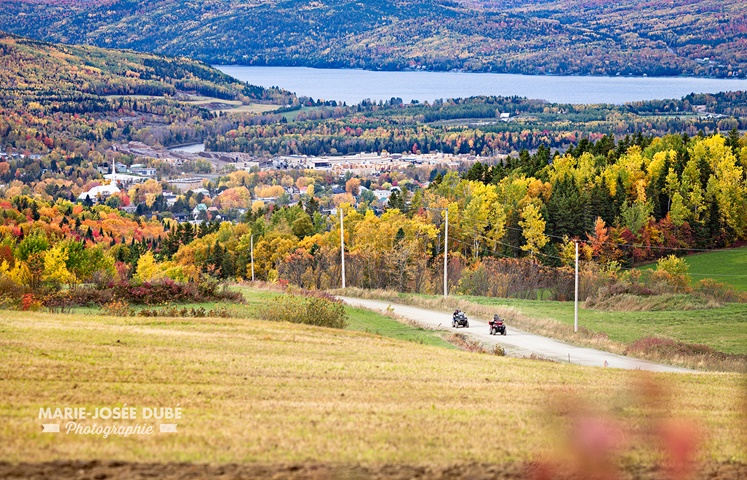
[493,314,499,320]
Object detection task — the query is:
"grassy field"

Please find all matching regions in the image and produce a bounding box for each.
[684,247,747,291]
[639,246,747,291]
[279,106,324,121]
[235,285,452,347]
[104,93,281,114]
[73,286,453,349]
[0,308,744,471]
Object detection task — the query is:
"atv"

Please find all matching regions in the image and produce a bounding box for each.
[489,317,506,335]
[452,312,469,328]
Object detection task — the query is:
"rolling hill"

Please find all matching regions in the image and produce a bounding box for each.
[0,0,744,77]
[0,32,287,108]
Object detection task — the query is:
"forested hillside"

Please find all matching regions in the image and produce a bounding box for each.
[0,0,744,77]
[0,33,286,108]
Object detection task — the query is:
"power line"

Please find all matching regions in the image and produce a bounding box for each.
[417,206,744,277]
[686,272,747,277]
[449,229,567,263]
[504,225,568,242]
[503,225,731,253]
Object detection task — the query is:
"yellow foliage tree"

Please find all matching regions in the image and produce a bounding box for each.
[519,203,549,258]
[43,244,75,286]
[133,251,164,283]
[254,184,285,198]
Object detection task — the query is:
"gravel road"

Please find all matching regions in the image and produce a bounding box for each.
[339,297,694,373]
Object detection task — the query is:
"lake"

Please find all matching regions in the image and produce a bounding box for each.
[216,66,747,105]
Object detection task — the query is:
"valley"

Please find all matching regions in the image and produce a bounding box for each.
[0,17,745,479]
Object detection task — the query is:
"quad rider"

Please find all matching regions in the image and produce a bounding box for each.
[452,309,469,328]
[489,314,506,335]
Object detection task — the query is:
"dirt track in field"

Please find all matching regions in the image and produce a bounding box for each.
[339,297,694,373]
[1,461,745,480]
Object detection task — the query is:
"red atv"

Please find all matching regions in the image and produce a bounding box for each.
[489,316,506,335]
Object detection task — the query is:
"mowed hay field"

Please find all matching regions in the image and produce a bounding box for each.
[638,246,747,291]
[0,309,745,477]
[684,247,747,291]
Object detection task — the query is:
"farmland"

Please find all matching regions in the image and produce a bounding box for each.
[640,247,747,292]
[0,308,744,478]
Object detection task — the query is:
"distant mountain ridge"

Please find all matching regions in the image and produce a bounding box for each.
[0,0,744,77]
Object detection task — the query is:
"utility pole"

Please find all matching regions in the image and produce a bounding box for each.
[443,209,448,298]
[250,234,255,282]
[340,208,346,289]
[574,240,579,333]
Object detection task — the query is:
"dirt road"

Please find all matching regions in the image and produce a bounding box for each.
[339,297,693,373]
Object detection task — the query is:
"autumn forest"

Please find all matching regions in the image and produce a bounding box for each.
[0,31,746,312]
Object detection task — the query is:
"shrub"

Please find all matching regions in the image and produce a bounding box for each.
[20,293,42,311]
[258,294,348,329]
[586,281,656,306]
[0,277,29,309]
[36,279,243,310]
[625,336,747,372]
[43,290,75,314]
[102,300,133,317]
[104,279,242,305]
[585,293,718,311]
[650,255,691,293]
[137,307,232,318]
[455,258,575,300]
[693,278,747,303]
[447,332,504,355]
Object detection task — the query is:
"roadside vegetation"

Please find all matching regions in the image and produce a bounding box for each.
[0,309,743,478]
[56,284,454,350]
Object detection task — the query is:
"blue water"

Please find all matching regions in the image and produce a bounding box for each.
[217,66,747,105]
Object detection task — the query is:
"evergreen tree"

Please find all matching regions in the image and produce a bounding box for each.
[589,178,616,226]
[546,176,590,238]
[613,176,627,222]
[726,127,741,156]
[305,196,320,218]
[388,189,408,212]
[464,162,485,182]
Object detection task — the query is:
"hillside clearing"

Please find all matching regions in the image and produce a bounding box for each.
[639,247,747,291]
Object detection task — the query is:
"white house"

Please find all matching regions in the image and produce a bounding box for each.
[78,183,120,203]
[307,159,332,170]
[78,162,120,203]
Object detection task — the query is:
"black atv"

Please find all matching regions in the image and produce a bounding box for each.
[452,312,469,328]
